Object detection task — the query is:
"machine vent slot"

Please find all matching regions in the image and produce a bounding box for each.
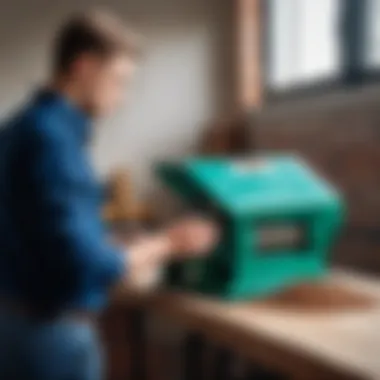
[256,222,308,252]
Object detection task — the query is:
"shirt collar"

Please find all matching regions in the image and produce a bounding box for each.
[34,89,92,145]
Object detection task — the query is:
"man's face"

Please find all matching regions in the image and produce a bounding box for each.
[73,53,137,117]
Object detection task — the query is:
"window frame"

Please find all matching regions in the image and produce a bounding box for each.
[261,0,380,104]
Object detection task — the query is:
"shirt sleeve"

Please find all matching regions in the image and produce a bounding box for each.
[13,118,126,309]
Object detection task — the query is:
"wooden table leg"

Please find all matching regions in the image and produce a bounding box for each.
[245,365,285,380]
[182,332,206,380]
[128,307,148,380]
[211,347,235,380]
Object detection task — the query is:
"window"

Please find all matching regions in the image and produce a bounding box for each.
[366,0,380,69]
[265,0,380,98]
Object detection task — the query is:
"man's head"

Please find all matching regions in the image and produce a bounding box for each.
[53,10,140,117]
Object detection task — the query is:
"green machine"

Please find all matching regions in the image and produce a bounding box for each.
[156,155,344,300]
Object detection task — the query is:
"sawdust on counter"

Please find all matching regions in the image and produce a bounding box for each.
[253,281,376,313]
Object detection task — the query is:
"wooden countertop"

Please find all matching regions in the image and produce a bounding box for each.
[118,269,380,380]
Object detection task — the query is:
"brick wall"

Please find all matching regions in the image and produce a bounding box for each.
[257,86,380,275]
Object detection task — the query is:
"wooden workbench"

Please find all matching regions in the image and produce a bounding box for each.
[120,270,380,380]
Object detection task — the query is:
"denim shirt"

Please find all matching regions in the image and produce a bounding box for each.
[0,90,125,313]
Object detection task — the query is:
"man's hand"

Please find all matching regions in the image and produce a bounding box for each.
[114,217,218,290]
[165,217,219,259]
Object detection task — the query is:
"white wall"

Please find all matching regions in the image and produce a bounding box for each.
[0,0,233,191]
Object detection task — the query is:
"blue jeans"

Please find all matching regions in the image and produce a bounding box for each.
[0,308,103,380]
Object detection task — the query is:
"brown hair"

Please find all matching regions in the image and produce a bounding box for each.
[53,10,141,74]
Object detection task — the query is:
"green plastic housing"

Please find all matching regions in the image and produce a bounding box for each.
[156,155,344,300]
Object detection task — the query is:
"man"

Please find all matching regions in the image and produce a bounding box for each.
[0,10,217,380]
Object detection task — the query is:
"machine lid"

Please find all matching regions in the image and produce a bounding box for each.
[184,155,341,216]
